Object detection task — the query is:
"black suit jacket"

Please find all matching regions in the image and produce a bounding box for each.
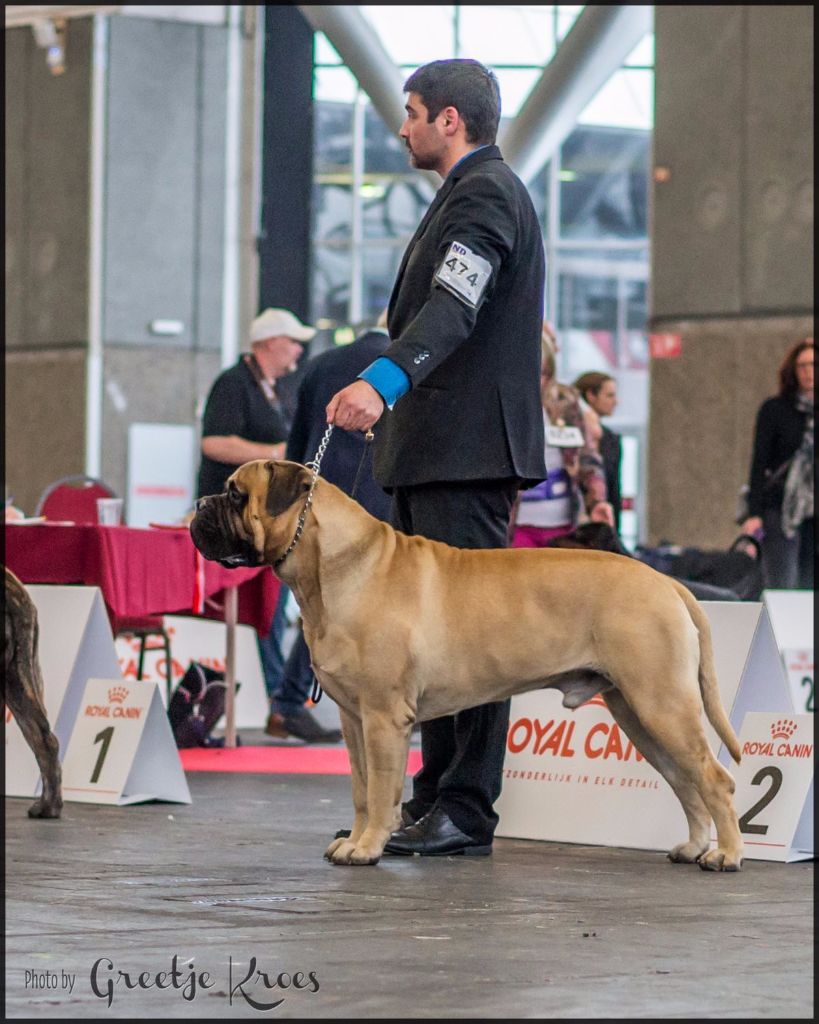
[373,145,547,490]
[286,330,392,521]
[599,425,623,531]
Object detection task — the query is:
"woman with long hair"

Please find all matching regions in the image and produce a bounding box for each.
[741,336,814,588]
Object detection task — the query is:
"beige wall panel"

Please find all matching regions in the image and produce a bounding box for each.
[5,349,87,515]
[100,346,222,501]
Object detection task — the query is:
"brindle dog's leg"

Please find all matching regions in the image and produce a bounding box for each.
[4,574,62,818]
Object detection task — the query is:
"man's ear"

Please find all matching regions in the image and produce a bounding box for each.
[265,461,312,518]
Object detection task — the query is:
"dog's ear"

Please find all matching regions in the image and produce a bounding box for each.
[265,461,312,518]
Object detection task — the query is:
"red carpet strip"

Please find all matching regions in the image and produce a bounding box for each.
[180,745,423,776]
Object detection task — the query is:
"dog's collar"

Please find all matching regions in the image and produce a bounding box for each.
[272,425,334,570]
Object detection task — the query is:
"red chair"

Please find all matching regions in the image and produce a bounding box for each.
[34,475,174,699]
[35,475,117,525]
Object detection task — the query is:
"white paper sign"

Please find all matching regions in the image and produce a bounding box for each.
[733,712,813,863]
[762,589,814,715]
[126,422,196,527]
[5,586,123,798]
[497,602,795,856]
[60,678,190,805]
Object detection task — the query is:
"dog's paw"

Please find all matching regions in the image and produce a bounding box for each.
[27,799,62,819]
[667,839,709,864]
[324,836,348,860]
[697,847,743,872]
[327,839,382,866]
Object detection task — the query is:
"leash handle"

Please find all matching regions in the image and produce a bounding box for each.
[350,429,375,502]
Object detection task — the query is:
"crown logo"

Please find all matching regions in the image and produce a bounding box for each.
[771,718,797,740]
[108,685,129,704]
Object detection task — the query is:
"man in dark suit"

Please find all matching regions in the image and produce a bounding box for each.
[265,318,393,744]
[327,59,546,857]
[573,371,623,533]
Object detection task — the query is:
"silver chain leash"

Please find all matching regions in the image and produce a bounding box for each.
[273,424,335,569]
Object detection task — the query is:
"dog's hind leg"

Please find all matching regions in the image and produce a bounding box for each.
[610,684,742,871]
[5,678,63,819]
[604,690,710,864]
[325,709,369,862]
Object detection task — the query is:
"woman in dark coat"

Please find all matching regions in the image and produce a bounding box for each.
[741,337,814,589]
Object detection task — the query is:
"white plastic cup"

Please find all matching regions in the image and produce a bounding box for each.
[96,497,124,526]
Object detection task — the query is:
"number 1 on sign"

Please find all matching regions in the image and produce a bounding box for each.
[91,725,114,784]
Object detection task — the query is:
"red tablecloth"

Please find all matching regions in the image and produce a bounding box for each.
[4,523,279,636]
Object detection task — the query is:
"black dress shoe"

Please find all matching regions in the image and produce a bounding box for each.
[333,804,420,841]
[383,806,492,857]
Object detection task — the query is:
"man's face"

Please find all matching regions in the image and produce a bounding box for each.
[258,335,303,377]
[399,92,448,172]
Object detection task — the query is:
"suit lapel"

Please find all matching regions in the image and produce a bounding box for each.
[390,176,456,307]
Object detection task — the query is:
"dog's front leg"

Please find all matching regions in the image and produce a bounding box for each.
[324,709,368,862]
[329,709,410,866]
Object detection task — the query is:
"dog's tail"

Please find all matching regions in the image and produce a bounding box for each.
[671,579,742,764]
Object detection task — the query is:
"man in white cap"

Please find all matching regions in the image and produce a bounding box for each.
[196,307,315,499]
[196,307,342,745]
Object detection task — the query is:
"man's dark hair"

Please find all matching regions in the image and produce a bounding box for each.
[404,59,501,145]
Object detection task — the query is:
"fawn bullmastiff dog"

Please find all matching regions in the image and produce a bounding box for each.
[191,460,744,871]
[4,567,63,818]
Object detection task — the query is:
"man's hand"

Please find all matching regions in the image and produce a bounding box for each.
[326,380,385,433]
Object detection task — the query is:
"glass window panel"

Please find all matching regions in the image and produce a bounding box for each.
[458,6,555,65]
[361,6,455,65]
[556,5,584,42]
[557,272,618,379]
[494,68,543,118]
[362,177,432,240]
[314,31,342,66]
[624,32,654,67]
[362,246,407,324]
[312,246,353,328]
[313,65,358,104]
[314,101,354,175]
[559,126,650,240]
[578,68,654,130]
[312,182,352,244]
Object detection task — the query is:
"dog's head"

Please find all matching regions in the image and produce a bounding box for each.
[189,460,313,569]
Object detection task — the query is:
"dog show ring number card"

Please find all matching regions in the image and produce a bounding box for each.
[731,712,813,863]
[60,678,190,806]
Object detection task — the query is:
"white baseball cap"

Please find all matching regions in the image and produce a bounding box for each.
[248,307,317,345]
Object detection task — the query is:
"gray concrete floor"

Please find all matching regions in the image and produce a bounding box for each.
[5,744,814,1020]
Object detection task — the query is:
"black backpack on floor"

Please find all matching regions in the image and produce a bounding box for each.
[167,661,242,748]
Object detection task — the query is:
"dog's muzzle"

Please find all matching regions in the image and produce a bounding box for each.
[190,494,260,568]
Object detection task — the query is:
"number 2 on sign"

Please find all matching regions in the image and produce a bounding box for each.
[738,766,783,835]
[91,725,114,784]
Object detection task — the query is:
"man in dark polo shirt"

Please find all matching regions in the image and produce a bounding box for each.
[196,307,314,499]
[197,308,341,745]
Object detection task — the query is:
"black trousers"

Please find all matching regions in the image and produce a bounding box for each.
[390,478,519,843]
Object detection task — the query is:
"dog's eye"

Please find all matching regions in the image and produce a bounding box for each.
[228,486,246,508]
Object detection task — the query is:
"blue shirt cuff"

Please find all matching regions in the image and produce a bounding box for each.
[358,358,410,410]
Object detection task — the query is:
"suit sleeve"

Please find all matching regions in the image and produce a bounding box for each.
[383,175,517,387]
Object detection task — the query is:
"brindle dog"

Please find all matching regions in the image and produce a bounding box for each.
[4,567,63,817]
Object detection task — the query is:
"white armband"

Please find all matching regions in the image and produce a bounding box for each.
[434,241,492,309]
